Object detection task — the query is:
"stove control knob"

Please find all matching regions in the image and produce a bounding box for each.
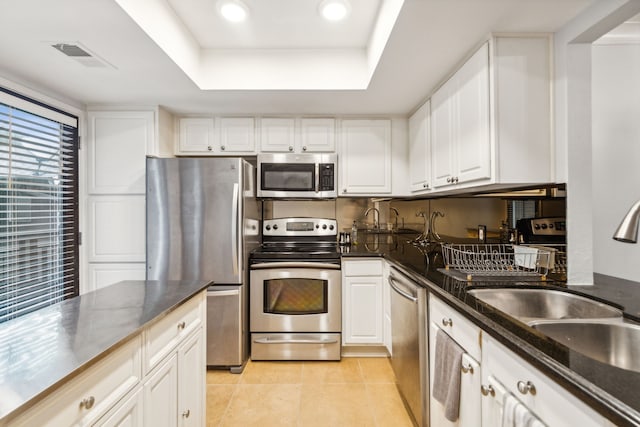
[534,224,541,230]
[265,225,271,231]
[322,224,327,230]
[541,224,548,229]
[273,224,278,230]
[329,225,334,230]
[549,223,554,229]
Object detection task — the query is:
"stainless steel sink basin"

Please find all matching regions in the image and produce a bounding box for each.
[467,288,623,324]
[532,321,640,372]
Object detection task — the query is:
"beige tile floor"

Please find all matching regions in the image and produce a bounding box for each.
[206,357,416,427]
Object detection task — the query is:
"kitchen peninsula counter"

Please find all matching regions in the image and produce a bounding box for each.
[342,232,640,426]
[0,279,211,423]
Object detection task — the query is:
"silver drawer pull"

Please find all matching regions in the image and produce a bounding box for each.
[182,409,191,418]
[461,363,474,375]
[517,380,537,395]
[441,318,453,327]
[80,396,95,409]
[254,338,338,344]
[177,321,186,330]
[480,385,495,397]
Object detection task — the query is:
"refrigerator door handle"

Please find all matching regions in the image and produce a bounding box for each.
[231,182,239,276]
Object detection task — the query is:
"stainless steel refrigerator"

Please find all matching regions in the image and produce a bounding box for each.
[146,157,261,373]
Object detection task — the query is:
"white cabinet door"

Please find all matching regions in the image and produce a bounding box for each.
[88,195,146,263]
[340,119,392,195]
[431,80,456,189]
[300,118,335,152]
[409,100,431,192]
[95,389,143,427]
[178,118,214,154]
[87,263,147,294]
[87,111,153,194]
[343,275,383,344]
[260,117,296,152]
[177,329,205,427]
[429,322,481,427]
[455,41,491,185]
[219,117,255,153]
[144,355,178,427]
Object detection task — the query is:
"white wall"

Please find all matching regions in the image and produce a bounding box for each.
[592,44,640,281]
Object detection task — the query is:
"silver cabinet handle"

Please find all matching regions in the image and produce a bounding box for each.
[254,338,338,344]
[221,145,226,151]
[177,321,186,330]
[182,409,191,418]
[80,396,95,409]
[207,145,212,151]
[343,189,347,193]
[447,177,452,183]
[302,146,307,151]
[517,380,536,395]
[454,177,459,183]
[461,363,474,375]
[288,146,294,151]
[480,385,495,397]
[441,318,453,327]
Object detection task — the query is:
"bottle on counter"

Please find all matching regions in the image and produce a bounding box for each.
[351,221,358,245]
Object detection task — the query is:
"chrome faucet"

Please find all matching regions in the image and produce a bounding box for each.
[364,207,380,229]
[390,207,400,231]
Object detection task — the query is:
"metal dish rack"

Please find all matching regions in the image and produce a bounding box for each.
[441,243,552,281]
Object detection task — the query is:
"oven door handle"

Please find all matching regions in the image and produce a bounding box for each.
[250,262,341,270]
[253,338,339,345]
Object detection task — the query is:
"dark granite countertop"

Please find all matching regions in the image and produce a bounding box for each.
[344,232,640,427]
[0,279,211,422]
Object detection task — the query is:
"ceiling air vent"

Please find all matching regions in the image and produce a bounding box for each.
[51,43,114,68]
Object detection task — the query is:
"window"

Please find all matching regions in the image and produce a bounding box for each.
[0,88,79,323]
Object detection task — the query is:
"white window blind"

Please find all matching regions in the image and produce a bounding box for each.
[0,89,79,323]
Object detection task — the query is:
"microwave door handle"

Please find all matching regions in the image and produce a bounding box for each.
[231,183,239,276]
[315,163,320,193]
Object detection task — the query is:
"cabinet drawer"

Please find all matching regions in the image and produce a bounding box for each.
[343,259,383,276]
[12,335,142,427]
[429,295,481,361]
[145,293,204,373]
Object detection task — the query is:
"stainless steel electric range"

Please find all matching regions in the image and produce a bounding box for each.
[249,217,341,361]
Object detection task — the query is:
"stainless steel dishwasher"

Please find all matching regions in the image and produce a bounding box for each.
[388,266,428,427]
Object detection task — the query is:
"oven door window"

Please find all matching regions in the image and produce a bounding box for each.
[261,163,315,192]
[263,278,328,315]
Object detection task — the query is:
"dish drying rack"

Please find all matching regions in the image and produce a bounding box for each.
[441,243,553,281]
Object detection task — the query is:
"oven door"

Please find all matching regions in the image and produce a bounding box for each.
[250,262,341,333]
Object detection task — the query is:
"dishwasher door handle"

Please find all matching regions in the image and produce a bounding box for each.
[388,275,418,303]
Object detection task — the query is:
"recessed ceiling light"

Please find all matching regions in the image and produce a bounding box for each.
[218,0,248,23]
[319,0,350,22]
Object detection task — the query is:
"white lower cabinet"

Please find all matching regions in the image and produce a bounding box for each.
[7,291,206,427]
[429,295,481,427]
[95,388,144,427]
[481,334,612,427]
[342,258,384,346]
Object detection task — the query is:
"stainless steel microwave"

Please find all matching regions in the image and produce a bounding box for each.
[257,153,337,199]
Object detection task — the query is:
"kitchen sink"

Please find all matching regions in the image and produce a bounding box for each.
[467,288,623,324]
[531,320,640,373]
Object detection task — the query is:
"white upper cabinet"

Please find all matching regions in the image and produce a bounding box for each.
[260,117,335,153]
[432,42,491,190]
[219,117,256,153]
[429,35,552,194]
[177,117,256,155]
[409,100,431,192]
[259,117,296,152]
[339,119,392,195]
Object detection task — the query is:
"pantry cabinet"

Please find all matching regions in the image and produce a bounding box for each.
[409,100,432,193]
[177,117,256,155]
[339,119,392,195]
[428,35,552,194]
[342,258,384,345]
[259,117,335,153]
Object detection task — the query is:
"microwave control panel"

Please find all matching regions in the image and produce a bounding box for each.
[318,163,335,191]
